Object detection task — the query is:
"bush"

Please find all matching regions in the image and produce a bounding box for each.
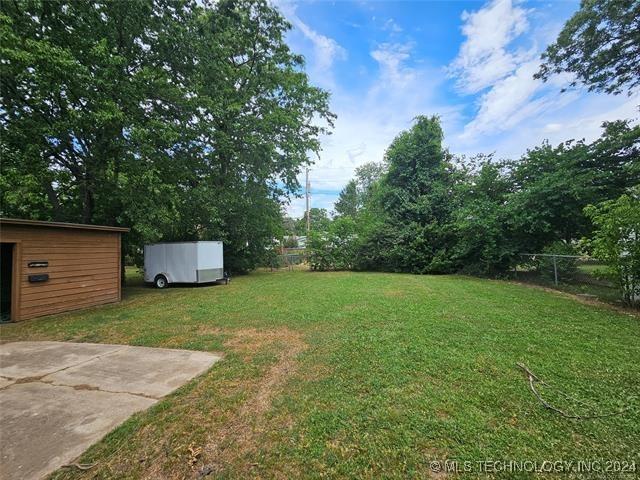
[585,191,640,307]
[307,217,358,271]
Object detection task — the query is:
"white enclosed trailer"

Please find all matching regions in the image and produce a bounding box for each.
[144,241,226,288]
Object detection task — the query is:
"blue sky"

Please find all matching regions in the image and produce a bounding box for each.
[276,0,640,217]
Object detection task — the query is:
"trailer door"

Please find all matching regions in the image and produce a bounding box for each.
[196,242,224,282]
[165,243,197,283]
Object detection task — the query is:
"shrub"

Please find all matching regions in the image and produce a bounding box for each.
[307,217,358,271]
[585,191,640,307]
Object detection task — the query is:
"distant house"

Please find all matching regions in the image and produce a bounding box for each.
[281,235,307,249]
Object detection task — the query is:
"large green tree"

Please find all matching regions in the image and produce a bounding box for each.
[334,180,359,217]
[535,0,640,95]
[356,116,461,273]
[0,0,333,272]
[334,161,386,218]
[327,117,638,276]
[450,156,515,275]
[1,0,196,225]
[507,120,640,252]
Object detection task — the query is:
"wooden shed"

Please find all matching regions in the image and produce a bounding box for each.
[0,218,129,322]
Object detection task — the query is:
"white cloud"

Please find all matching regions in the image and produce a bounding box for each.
[370,42,416,87]
[449,0,576,141]
[453,94,640,159]
[542,97,639,145]
[293,16,347,72]
[449,0,530,94]
[276,1,346,84]
[302,43,463,199]
[278,0,639,218]
[460,60,553,139]
[383,18,403,33]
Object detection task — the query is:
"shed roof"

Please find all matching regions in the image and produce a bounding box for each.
[0,218,130,233]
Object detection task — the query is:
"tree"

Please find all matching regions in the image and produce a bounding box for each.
[450,157,515,275]
[356,116,461,273]
[308,216,358,271]
[295,207,331,233]
[0,0,334,272]
[334,161,386,218]
[507,120,639,252]
[585,190,640,307]
[334,180,359,217]
[1,0,196,225]
[331,116,638,277]
[535,0,640,95]
[354,161,386,201]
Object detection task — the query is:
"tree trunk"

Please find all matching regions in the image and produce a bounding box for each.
[44,180,62,221]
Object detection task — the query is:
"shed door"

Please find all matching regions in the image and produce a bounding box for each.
[1,243,14,322]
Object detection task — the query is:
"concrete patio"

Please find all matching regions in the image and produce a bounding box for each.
[0,341,222,480]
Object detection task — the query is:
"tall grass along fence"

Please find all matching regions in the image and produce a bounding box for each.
[516,253,622,305]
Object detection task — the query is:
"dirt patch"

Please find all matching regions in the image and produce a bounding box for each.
[195,328,306,478]
[223,328,306,416]
[135,327,308,480]
[383,289,407,298]
[435,409,450,420]
[220,327,303,359]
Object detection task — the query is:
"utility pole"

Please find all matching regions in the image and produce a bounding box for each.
[305,168,310,234]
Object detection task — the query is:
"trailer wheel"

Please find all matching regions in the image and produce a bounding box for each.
[154,275,168,289]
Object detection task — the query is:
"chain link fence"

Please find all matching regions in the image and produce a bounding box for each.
[263,248,308,272]
[515,254,620,304]
[260,249,627,305]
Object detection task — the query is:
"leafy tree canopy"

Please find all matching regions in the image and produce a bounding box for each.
[318,117,638,278]
[334,180,359,217]
[0,0,333,272]
[535,0,640,95]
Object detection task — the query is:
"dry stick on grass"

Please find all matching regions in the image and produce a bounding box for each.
[60,463,97,471]
[516,363,631,420]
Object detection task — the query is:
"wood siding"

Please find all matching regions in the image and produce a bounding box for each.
[1,224,122,321]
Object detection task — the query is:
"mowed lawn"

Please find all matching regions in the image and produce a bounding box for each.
[2,270,639,479]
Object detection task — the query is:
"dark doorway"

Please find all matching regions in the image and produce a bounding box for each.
[1,243,14,322]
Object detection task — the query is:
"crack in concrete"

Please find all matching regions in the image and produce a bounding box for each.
[0,373,161,399]
[44,345,129,376]
[0,345,127,380]
[0,346,162,398]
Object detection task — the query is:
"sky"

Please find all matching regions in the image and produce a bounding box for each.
[276,0,640,218]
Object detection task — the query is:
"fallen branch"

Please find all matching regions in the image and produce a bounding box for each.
[516,363,631,420]
[60,462,97,471]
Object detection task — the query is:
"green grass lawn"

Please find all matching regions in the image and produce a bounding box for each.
[2,269,639,479]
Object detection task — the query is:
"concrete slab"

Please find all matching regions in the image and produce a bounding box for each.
[0,382,155,480]
[0,341,123,379]
[0,342,222,480]
[46,346,221,398]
